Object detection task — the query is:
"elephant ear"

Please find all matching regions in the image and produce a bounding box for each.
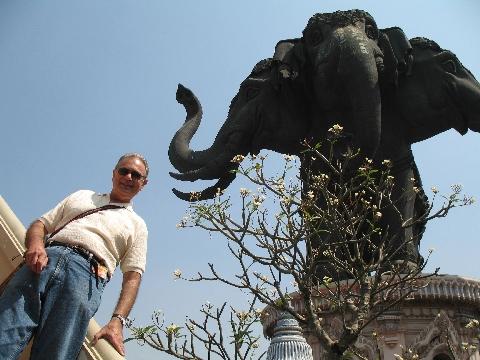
[272,38,305,81]
[379,27,413,88]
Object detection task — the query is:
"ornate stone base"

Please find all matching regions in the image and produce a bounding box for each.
[262,275,480,359]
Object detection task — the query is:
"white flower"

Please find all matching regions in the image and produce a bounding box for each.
[173,269,182,279]
[283,154,295,162]
[431,186,439,194]
[382,159,392,167]
[374,211,382,220]
[329,197,339,206]
[306,191,315,199]
[252,195,265,208]
[240,188,251,197]
[328,124,343,135]
[166,323,181,336]
[231,154,245,163]
[323,276,333,284]
[274,179,286,192]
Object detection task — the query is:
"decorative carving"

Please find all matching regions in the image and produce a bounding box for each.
[261,276,480,359]
[408,311,462,359]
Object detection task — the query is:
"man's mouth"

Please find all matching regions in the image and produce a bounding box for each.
[120,183,134,191]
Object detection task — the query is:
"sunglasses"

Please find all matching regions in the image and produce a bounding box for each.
[117,167,146,181]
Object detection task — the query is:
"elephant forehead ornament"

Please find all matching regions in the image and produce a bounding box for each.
[168,9,480,268]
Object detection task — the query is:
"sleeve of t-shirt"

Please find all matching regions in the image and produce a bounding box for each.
[38,191,80,234]
[120,219,148,275]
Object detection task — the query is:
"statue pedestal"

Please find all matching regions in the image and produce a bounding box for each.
[262,275,480,359]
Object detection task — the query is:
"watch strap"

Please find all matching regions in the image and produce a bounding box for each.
[111,313,127,326]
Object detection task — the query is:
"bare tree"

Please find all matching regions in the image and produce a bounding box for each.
[129,133,474,359]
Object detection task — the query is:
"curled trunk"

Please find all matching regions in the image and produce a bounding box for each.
[168,84,223,173]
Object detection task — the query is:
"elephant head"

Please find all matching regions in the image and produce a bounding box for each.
[395,37,480,143]
[299,10,384,158]
[169,57,310,200]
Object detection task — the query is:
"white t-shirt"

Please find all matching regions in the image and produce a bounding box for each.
[39,190,147,276]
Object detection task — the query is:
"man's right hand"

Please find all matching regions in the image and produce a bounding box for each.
[25,245,48,273]
[24,220,49,273]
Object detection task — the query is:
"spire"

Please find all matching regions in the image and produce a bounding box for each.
[266,312,313,360]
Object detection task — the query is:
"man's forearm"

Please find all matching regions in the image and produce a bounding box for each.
[112,271,142,318]
[92,271,142,355]
[25,220,47,249]
[24,220,49,273]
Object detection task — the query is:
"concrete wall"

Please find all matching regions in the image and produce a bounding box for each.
[0,195,124,360]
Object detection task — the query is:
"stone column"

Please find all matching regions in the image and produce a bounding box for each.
[266,311,313,360]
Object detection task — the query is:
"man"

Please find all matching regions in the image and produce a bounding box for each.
[0,153,149,359]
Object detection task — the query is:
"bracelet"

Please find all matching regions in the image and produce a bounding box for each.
[111,313,127,326]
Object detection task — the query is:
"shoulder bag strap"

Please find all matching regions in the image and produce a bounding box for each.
[47,204,124,241]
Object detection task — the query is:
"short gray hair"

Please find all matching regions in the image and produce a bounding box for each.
[115,153,149,177]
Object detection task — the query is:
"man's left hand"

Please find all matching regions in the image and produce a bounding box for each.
[91,320,125,356]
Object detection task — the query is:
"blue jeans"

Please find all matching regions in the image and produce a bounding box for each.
[0,246,108,360]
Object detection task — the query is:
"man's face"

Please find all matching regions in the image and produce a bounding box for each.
[111,157,148,203]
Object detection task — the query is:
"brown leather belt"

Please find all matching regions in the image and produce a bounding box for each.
[46,241,110,282]
[46,240,102,264]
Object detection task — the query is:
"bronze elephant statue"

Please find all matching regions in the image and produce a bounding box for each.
[169,10,480,269]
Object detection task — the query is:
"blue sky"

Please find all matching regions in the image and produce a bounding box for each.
[1,1,479,359]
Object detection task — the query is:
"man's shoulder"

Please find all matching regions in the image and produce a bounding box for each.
[126,210,148,231]
[63,190,108,208]
[69,189,97,198]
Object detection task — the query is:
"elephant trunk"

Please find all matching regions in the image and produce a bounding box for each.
[337,26,382,159]
[169,85,257,200]
[168,84,223,173]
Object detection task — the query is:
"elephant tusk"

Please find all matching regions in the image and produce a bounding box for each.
[169,161,240,182]
[171,172,237,202]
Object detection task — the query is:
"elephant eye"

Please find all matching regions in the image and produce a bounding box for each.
[246,87,259,100]
[365,24,378,40]
[442,59,457,74]
[306,29,323,46]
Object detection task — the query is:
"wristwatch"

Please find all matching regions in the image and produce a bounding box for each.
[111,313,127,326]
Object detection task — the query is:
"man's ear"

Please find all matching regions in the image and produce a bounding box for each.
[141,178,148,188]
